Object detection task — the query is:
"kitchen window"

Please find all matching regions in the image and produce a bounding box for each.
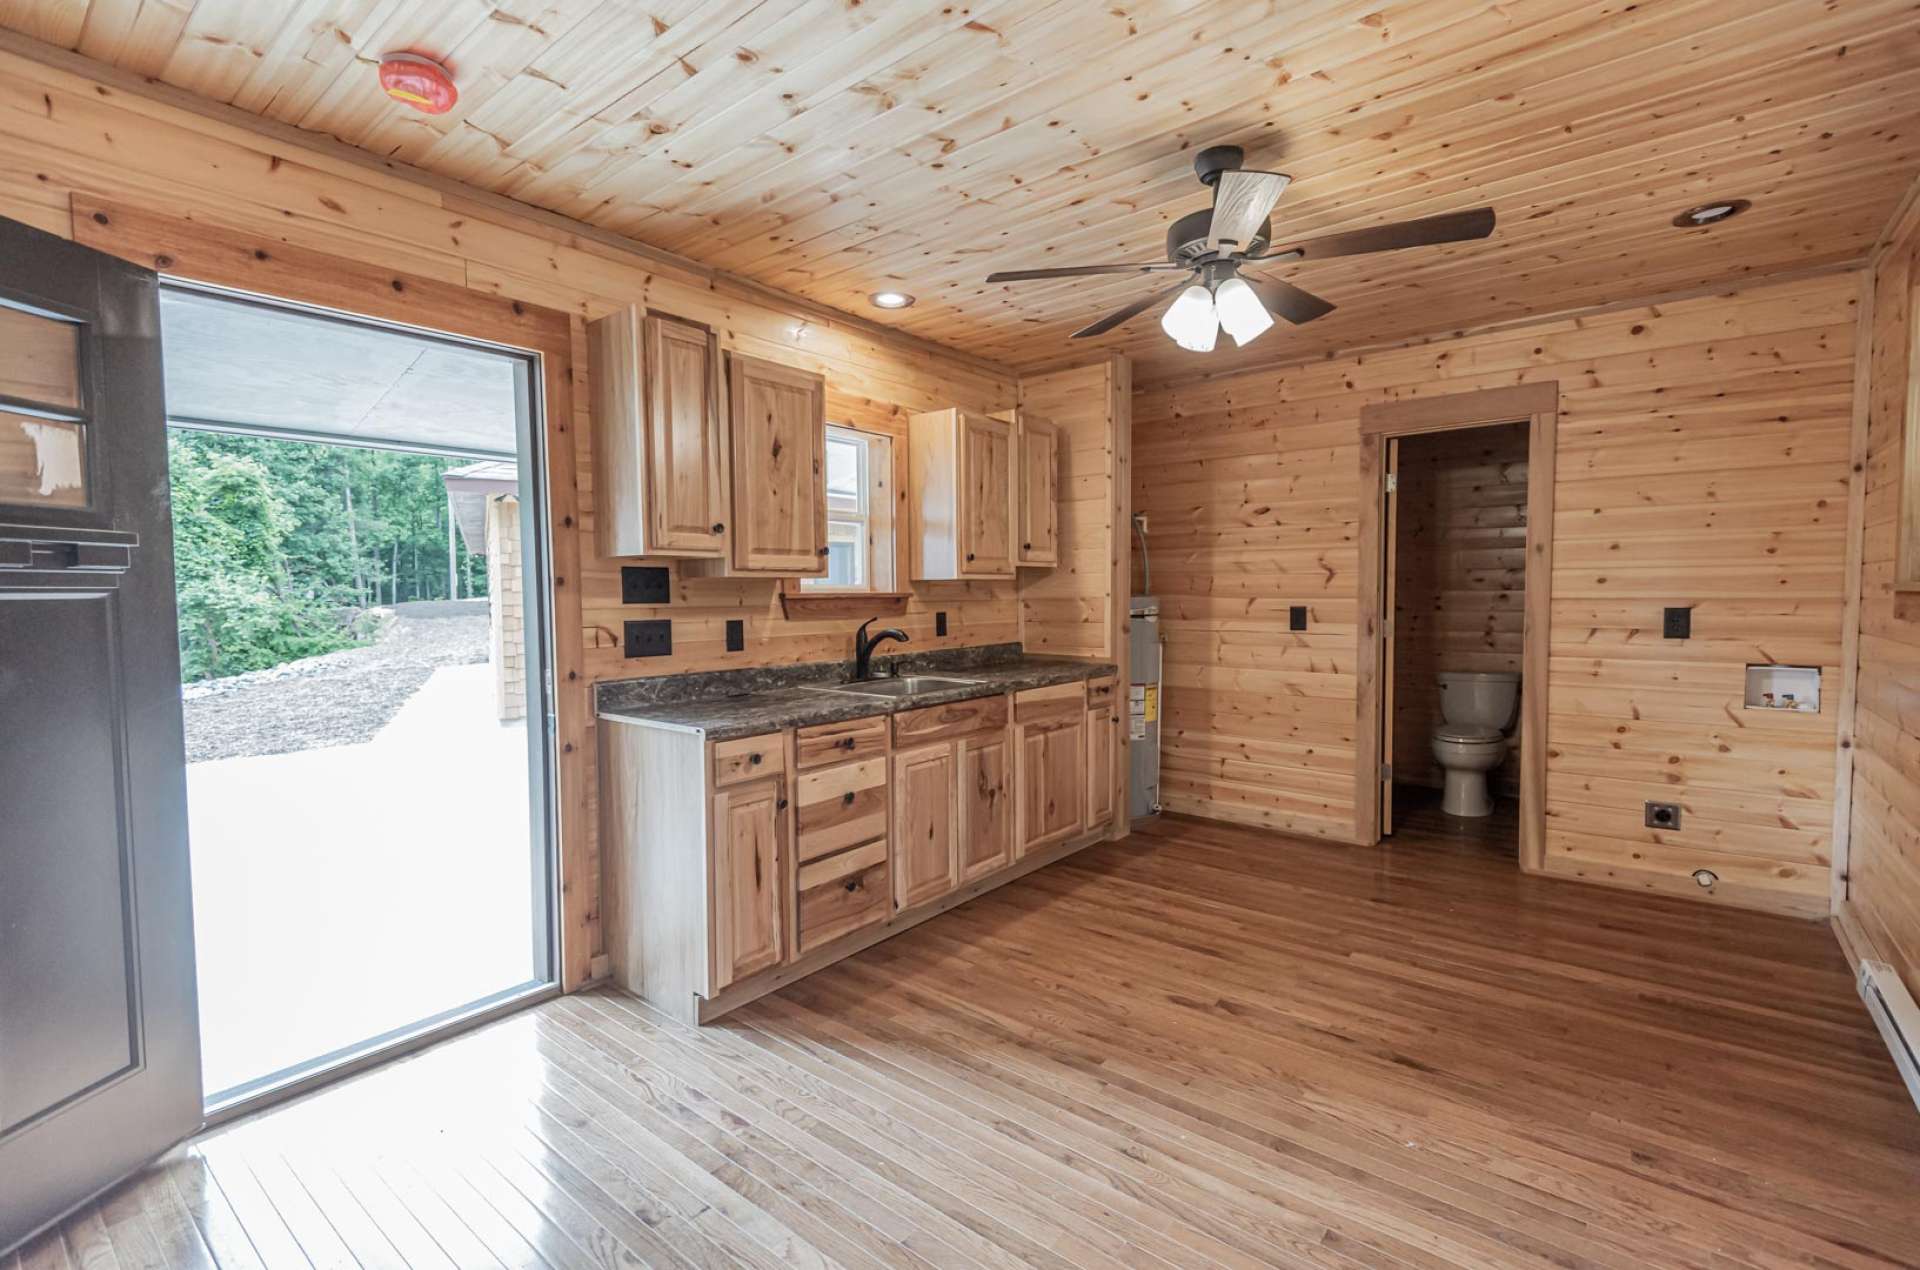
[803,425,895,593]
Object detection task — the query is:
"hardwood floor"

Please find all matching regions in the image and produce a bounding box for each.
[13,814,1918,1269]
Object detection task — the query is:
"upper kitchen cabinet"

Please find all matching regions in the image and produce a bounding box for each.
[587,307,728,559]
[908,408,1015,580]
[685,353,829,578]
[1015,412,1060,567]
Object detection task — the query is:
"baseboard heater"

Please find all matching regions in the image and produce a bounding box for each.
[1858,961,1920,1112]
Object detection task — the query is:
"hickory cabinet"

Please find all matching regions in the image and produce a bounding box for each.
[1015,413,1061,567]
[1015,680,1087,854]
[588,308,729,559]
[908,408,1016,579]
[601,677,1106,1025]
[586,306,828,574]
[1085,674,1118,829]
[686,352,828,578]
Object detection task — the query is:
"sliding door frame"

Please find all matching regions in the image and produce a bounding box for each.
[1353,382,1558,870]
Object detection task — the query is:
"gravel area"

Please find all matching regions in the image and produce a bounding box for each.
[183,601,490,763]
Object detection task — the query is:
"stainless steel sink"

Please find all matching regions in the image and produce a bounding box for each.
[815,676,980,697]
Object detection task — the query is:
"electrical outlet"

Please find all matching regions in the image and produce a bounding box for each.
[1289,605,1308,632]
[1644,801,1682,830]
[725,619,744,652]
[1663,607,1692,639]
[935,611,947,637]
[620,565,670,605]
[623,619,671,658]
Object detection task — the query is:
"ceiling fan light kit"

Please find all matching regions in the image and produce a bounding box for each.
[984,144,1497,354]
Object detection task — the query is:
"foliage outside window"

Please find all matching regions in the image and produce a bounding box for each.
[802,425,896,593]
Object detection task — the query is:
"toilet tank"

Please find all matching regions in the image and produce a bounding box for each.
[1437,671,1520,730]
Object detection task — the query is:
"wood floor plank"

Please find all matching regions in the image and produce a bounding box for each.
[28,809,1920,1269]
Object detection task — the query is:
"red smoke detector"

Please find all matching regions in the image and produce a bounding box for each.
[378,52,457,114]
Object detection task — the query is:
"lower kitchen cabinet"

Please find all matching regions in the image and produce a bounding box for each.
[1086,674,1118,830]
[957,730,1013,882]
[892,743,959,910]
[601,673,1114,1024]
[1015,682,1087,855]
[709,775,786,991]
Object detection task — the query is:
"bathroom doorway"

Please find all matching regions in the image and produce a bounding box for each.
[1355,383,1558,869]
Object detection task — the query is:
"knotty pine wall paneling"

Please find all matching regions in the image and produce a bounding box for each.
[1391,423,1530,791]
[1136,270,1859,916]
[0,47,1026,983]
[1840,192,1920,999]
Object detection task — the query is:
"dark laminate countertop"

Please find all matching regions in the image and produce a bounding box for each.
[595,646,1117,741]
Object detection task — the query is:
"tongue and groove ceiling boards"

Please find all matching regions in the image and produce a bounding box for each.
[2,0,1916,381]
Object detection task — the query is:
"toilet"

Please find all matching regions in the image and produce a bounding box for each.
[1430,671,1520,817]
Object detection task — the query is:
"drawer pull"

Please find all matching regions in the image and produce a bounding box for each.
[844,878,859,893]
[750,752,763,765]
[842,790,856,806]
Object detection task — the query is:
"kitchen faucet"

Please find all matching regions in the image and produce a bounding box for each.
[853,618,909,681]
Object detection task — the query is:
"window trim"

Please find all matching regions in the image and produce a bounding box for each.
[793,423,901,597]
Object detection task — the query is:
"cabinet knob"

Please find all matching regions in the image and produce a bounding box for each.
[749,752,763,765]
[965,552,975,562]
[711,522,725,534]
[844,878,859,893]
[1022,542,1032,551]
[776,797,788,810]
[838,737,856,750]
[842,790,856,806]
[818,546,830,557]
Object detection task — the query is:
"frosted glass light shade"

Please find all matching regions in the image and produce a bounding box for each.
[1213,276,1274,347]
[1160,283,1218,352]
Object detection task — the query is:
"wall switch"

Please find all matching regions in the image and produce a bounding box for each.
[1662,607,1692,639]
[1645,801,1682,830]
[935,611,948,637]
[725,619,744,652]
[1289,605,1308,632]
[623,619,671,658]
[620,565,671,605]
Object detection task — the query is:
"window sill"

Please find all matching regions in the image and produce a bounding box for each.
[779,590,911,620]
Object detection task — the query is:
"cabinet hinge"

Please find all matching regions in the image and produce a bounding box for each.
[1385,472,1398,494]
[1380,762,1393,781]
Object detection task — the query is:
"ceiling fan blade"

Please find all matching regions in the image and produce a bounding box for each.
[1241,273,1335,325]
[1206,169,1290,253]
[986,262,1187,283]
[1070,280,1193,339]
[1267,207,1496,262]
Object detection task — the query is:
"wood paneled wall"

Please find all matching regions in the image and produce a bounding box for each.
[1391,423,1530,790]
[1135,270,1859,916]
[1841,193,1920,997]
[0,45,1043,982]
[1018,357,1131,662]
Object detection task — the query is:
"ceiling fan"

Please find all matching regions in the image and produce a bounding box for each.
[984,145,1495,352]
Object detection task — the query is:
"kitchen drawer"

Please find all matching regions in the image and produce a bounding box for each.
[1014,680,1085,725]
[795,839,889,955]
[713,733,785,787]
[892,693,1008,745]
[794,755,889,863]
[795,714,889,769]
[1087,675,1117,708]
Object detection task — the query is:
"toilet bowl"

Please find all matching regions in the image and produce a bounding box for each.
[1430,671,1520,817]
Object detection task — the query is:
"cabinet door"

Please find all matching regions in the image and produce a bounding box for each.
[958,411,1014,576]
[1016,417,1059,566]
[711,777,785,990]
[1085,706,1115,829]
[958,731,1013,882]
[892,742,958,910]
[647,315,729,553]
[1017,718,1086,855]
[729,353,827,574]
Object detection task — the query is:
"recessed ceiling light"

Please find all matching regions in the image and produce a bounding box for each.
[869,291,915,309]
[1672,199,1751,228]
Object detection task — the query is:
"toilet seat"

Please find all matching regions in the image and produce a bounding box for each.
[1432,724,1502,744]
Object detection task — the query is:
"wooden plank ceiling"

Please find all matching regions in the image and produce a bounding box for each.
[2,0,1916,383]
